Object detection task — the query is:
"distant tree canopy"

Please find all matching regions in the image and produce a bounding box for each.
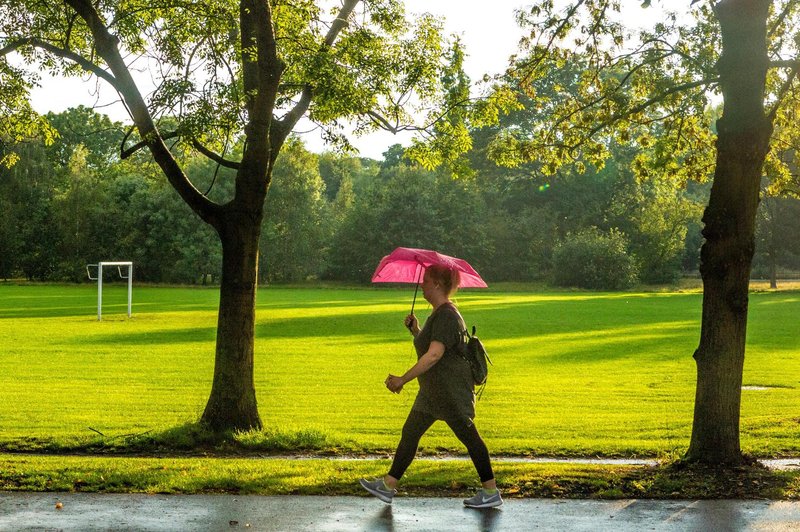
[4,106,799,288]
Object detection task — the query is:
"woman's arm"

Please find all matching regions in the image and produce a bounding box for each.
[386,340,445,393]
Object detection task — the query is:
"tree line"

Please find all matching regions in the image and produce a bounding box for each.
[2,105,799,288]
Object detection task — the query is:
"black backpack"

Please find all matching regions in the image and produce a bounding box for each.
[461,325,492,396]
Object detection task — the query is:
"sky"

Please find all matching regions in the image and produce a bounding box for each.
[26,1,668,160]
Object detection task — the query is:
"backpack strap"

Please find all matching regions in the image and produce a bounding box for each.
[476,380,488,400]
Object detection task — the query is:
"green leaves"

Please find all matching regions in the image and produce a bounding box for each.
[0,59,57,168]
[489,0,722,182]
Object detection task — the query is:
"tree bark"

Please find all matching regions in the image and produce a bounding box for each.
[686,0,773,464]
[200,206,264,431]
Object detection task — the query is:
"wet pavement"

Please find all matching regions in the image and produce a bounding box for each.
[3,493,800,531]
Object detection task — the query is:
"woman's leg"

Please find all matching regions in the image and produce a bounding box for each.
[385,410,436,488]
[445,417,495,488]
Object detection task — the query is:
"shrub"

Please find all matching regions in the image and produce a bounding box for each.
[552,227,639,289]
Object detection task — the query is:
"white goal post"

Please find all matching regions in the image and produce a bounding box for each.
[86,262,133,321]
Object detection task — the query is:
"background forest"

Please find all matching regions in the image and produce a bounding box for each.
[2,104,799,288]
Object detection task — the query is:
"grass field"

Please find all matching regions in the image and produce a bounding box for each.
[2,282,800,458]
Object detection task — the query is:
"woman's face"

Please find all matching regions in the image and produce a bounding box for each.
[421,271,442,303]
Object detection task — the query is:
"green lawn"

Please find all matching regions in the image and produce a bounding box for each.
[1,282,799,457]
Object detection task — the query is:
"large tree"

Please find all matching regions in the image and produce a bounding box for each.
[495,0,798,464]
[0,0,460,431]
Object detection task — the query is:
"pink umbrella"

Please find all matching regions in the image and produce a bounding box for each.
[371,247,488,315]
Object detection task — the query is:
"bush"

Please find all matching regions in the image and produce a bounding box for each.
[552,227,639,289]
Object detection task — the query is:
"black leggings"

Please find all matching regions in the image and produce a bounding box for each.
[388,409,495,483]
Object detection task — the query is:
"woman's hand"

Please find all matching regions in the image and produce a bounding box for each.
[385,374,405,394]
[404,314,420,336]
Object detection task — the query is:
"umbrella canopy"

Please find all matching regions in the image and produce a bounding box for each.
[371,247,487,316]
[371,247,488,288]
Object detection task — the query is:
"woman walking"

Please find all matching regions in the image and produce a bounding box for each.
[360,264,502,508]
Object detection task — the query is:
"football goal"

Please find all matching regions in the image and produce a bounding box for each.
[86,261,133,321]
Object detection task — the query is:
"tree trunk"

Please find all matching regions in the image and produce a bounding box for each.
[769,256,777,289]
[685,0,772,464]
[200,208,263,432]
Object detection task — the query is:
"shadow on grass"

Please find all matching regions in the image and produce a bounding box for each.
[59,326,217,346]
[0,422,345,456]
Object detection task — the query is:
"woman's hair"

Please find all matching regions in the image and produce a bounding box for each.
[425,264,461,297]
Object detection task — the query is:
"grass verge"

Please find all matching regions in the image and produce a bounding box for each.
[2,453,799,499]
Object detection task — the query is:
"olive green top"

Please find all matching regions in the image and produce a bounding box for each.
[411,302,474,422]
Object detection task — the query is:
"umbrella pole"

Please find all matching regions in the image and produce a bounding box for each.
[409,265,423,321]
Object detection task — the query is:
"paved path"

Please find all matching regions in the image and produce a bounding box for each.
[3,493,800,531]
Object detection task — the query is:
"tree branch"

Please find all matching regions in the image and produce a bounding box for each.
[323,0,359,47]
[271,0,360,153]
[240,0,282,122]
[367,110,399,133]
[121,128,241,170]
[64,0,221,225]
[0,38,118,89]
[191,138,241,169]
[542,55,712,143]
[237,0,285,201]
[553,77,717,152]
[770,59,800,70]
[0,40,26,57]
[121,129,179,159]
[766,65,799,123]
[768,1,794,39]
[367,95,477,136]
[273,85,312,141]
